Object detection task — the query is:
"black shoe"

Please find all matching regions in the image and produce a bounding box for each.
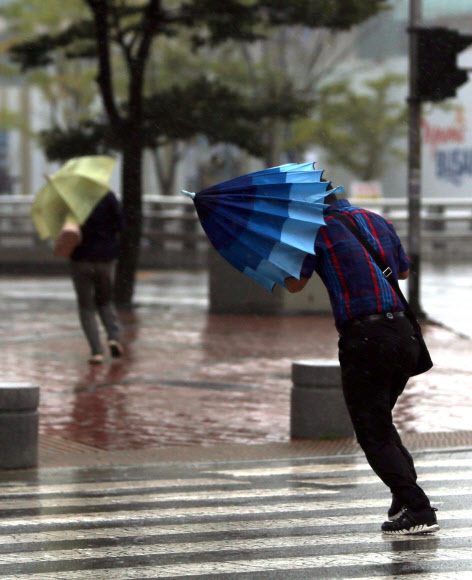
[108,340,123,358]
[388,495,405,521]
[381,507,439,535]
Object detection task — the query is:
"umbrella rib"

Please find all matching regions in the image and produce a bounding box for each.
[202,202,326,235]
[204,212,309,280]
[200,166,323,193]
[201,181,328,197]
[210,197,327,223]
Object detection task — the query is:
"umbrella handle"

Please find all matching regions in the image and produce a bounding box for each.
[181,190,196,199]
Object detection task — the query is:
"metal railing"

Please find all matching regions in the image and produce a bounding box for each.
[0,195,209,270]
[0,194,471,270]
[359,197,472,236]
[359,197,472,260]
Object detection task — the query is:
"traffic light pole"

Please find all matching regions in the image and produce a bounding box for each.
[407,0,425,318]
[406,2,472,317]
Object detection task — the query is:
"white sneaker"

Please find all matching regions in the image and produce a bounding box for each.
[88,354,104,364]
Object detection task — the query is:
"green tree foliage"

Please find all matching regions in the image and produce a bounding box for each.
[1,0,96,128]
[4,0,388,307]
[293,74,407,181]
[215,26,366,166]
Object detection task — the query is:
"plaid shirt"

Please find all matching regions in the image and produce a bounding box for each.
[301,199,409,330]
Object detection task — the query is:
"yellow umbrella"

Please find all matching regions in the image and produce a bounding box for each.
[31,155,116,240]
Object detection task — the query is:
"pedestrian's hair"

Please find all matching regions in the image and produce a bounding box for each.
[321,176,337,204]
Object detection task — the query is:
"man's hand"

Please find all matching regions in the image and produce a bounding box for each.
[285,276,309,293]
[398,269,409,280]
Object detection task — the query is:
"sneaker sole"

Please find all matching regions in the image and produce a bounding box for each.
[383,523,440,535]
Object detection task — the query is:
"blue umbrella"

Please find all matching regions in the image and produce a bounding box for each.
[182,162,344,291]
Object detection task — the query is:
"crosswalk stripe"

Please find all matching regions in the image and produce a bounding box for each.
[0,456,468,497]
[1,505,471,532]
[1,547,471,579]
[0,515,459,546]
[1,482,472,517]
[0,471,472,509]
[0,484,468,514]
[212,457,472,477]
[1,526,472,563]
[0,498,429,524]
[356,574,472,580]
[0,478,239,496]
[2,483,469,512]
[0,487,338,510]
[0,528,460,565]
[294,470,472,486]
[0,501,384,528]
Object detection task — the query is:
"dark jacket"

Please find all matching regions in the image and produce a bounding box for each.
[70,191,124,262]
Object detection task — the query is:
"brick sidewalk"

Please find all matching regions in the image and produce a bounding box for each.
[0,271,471,466]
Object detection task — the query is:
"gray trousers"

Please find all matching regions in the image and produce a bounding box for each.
[70,260,121,355]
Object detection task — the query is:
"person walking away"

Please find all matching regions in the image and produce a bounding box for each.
[69,191,124,364]
[285,186,439,536]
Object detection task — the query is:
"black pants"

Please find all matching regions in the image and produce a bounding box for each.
[339,314,431,512]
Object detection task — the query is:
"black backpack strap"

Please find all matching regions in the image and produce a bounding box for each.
[327,210,433,375]
[328,211,417,327]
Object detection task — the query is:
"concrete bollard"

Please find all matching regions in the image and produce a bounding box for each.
[290,359,353,439]
[0,383,39,469]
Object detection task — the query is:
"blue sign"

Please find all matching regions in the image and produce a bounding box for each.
[436,148,472,185]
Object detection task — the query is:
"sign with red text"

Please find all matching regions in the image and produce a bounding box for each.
[421,78,472,197]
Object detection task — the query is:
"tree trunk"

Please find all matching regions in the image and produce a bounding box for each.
[114,130,143,309]
[153,142,182,195]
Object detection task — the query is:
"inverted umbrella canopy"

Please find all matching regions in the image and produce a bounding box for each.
[182,162,344,291]
[31,155,116,240]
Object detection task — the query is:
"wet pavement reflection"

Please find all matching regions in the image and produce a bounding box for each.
[0,270,470,451]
